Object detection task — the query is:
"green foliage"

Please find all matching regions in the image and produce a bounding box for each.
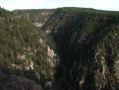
[0,7,55,89]
[13,9,54,23]
[1,7,119,90]
[42,7,119,90]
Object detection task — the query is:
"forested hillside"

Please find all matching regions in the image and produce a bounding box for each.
[0,7,57,90]
[42,7,119,90]
[13,9,54,28]
[1,7,119,90]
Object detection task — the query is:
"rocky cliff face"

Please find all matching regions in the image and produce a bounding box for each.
[0,7,57,90]
[42,8,119,90]
[0,70,42,90]
[1,7,119,90]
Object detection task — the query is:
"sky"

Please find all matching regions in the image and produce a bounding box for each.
[0,0,119,11]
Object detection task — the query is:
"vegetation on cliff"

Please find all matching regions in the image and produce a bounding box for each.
[43,7,119,90]
[1,7,119,90]
[0,7,55,89]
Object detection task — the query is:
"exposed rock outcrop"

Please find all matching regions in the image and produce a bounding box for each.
[42,8,119,90]
[0,70,42,90]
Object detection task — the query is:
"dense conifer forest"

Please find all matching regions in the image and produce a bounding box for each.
[1,7,119,90]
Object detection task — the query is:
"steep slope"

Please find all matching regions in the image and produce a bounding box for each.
[1,7,119,90]
[0,7,57,90]
[13,9,54,28]
[42,7,119,90]
[0,70,42,90]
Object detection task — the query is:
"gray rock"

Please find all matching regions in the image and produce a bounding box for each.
[0,72,42,90]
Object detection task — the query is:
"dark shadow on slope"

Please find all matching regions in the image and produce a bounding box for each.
[51,14,119,90]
